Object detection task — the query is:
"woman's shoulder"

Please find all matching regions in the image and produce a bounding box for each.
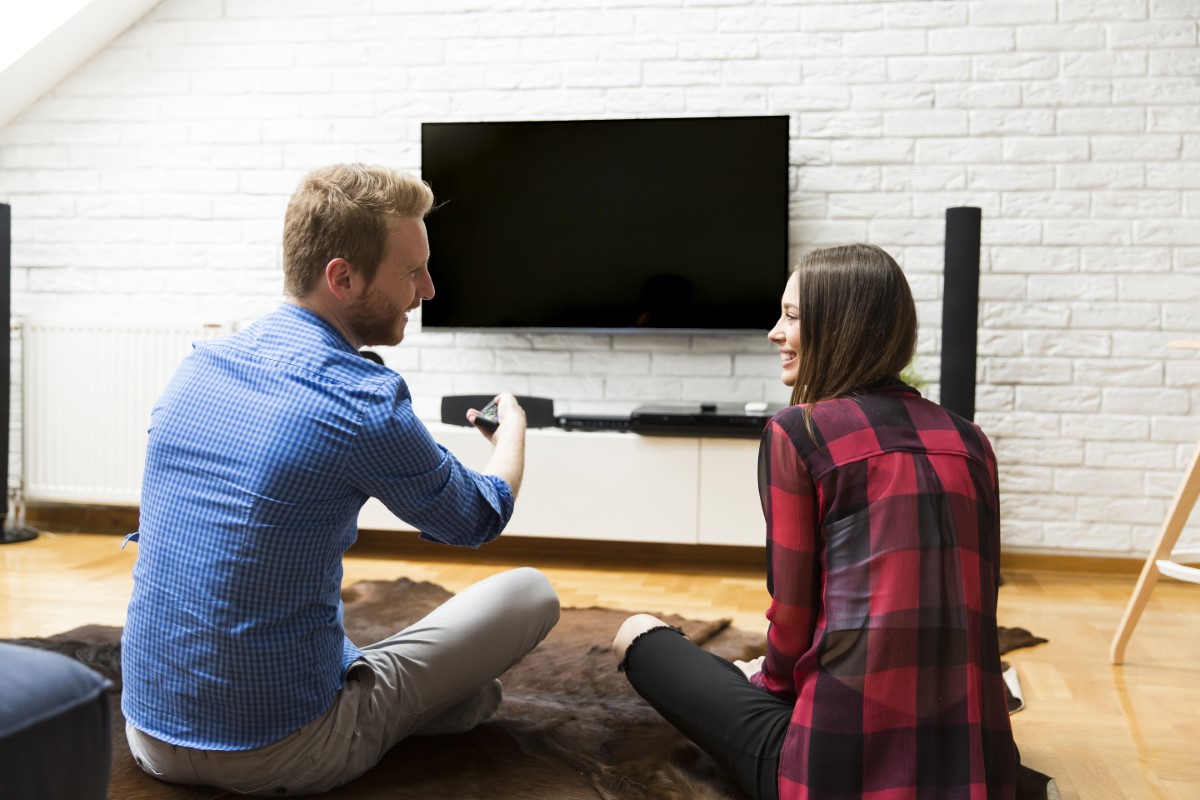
[770,392,889,435]
[768,389,995,468]
[765,399,865,466]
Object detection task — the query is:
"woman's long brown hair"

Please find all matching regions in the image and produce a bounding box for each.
[788,243,918,409]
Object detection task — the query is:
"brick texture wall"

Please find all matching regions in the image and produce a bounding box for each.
[2,0,1198,555]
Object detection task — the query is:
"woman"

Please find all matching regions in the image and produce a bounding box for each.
[614,244,1018,800]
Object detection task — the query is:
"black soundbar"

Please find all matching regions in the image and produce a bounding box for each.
[440,395,556,428]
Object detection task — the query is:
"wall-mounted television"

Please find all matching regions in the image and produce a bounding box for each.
[419,115,790,333]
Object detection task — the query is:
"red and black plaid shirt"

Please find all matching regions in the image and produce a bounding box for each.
[753,383,1017,800]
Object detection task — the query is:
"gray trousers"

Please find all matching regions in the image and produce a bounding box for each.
[126,567,561,796]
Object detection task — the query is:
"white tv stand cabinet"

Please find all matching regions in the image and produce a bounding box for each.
[358,424,765,547]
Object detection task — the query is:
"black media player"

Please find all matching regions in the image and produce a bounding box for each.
[555,414,632,432]
[629,402,785,439]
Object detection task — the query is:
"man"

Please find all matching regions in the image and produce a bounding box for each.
[121,163,560,796]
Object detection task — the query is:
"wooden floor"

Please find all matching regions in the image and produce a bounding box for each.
[2,528,1198,800]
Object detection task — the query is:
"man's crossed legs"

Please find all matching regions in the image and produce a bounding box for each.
[127,568,560,796]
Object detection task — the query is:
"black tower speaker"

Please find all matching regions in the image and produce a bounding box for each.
[939,206,982,422]
[1,204,38,543]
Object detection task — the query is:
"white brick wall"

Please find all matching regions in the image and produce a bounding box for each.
[2,0,1199,556]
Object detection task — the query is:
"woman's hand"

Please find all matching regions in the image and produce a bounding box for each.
[734,655,764,679]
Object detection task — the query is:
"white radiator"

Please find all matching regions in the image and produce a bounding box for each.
[20,319,231,505]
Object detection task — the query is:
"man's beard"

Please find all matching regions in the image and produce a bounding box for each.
[348,287,412,348]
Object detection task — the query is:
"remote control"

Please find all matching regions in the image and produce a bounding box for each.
[473,400,499,434]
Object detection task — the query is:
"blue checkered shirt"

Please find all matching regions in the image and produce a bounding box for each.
[121,303,514,750]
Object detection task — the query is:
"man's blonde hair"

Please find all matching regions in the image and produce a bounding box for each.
[282,163,434,296]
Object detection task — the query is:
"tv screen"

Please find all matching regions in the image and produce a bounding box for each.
[419,115,790,333]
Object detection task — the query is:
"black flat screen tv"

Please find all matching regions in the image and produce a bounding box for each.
[419,115,789,333]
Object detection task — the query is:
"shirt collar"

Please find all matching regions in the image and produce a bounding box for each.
[858,376,922,397]
[275,302,358,355]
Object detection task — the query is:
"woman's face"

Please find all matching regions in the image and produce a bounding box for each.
[767,271,801,387]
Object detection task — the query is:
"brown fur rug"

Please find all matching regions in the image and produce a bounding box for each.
[6,578,1052,799]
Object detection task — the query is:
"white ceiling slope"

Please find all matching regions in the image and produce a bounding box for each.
[0,0,162,130]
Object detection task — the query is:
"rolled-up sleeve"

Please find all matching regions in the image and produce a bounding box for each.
[346,378,514,547]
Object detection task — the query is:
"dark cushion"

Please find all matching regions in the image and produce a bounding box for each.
[0,642,113,800]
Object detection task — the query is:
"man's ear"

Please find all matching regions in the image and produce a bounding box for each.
[324,257,356,301]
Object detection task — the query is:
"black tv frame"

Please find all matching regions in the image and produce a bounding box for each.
[419,115,790,335]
